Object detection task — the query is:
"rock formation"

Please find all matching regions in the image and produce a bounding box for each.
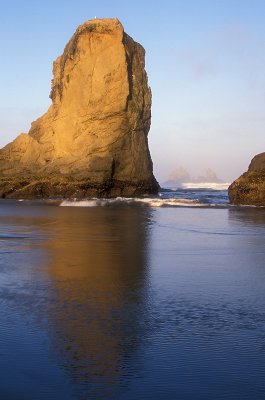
[0,18,159,199]
[195,168,223,184]
[228,152,265,206]
[165,167,223,186]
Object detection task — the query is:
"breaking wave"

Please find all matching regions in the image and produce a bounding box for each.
[55,183,231,208]
[60,197,211,208]
[168,182,230,190]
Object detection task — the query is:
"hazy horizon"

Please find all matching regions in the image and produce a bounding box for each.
[0,0,264,184]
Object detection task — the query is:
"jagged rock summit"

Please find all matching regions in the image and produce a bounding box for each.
[0,18,159,198]
[228,152,265,206]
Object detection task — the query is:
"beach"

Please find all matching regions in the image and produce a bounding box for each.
[1,193,265,399]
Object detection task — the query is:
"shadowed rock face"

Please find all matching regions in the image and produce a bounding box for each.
[228,152,265,206]
[0,18,159,199]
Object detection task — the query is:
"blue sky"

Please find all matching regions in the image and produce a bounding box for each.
[0,0,265,182]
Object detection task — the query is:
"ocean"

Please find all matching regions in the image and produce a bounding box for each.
[1,184,265,399]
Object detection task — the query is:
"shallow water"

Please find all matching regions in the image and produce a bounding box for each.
[0,196,265,399]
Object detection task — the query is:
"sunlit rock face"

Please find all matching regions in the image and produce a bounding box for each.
[0,18,159,198]
[228,152,265,206]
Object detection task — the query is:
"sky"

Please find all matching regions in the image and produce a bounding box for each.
[0,0,265,183]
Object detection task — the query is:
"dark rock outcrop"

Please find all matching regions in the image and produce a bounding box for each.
[0,18,159,199]
[228,152,265,206]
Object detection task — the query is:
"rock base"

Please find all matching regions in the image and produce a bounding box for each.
[228,171,265,206]
[228,152,265,206]
[0,177,159,199]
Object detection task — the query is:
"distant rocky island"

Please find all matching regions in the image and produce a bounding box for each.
[228,152,265,206]
[164,167,223,186]
[0,18,159,199]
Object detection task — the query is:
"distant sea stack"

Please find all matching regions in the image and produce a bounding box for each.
[0,18,159,199]
[228,152,265,206]
[164,167,223,186]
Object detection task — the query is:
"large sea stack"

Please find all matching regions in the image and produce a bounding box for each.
[0,18,159,199]
[228,152,265,206]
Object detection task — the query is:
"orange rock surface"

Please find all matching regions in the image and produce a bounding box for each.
[0,18,159,198]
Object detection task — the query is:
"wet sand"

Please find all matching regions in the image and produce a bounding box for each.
[0,201,265,399]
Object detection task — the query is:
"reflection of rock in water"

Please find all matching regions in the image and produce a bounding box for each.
[44,206,151,397]
[228,207,265,226]
[228,208,265,273]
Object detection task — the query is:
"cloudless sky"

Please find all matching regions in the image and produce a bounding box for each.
[0,0,265,183]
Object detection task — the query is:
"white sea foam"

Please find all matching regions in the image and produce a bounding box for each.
[134,198,203,207]
[168,182,230,190]
[60,198,123,207]
[60,197,205,208]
